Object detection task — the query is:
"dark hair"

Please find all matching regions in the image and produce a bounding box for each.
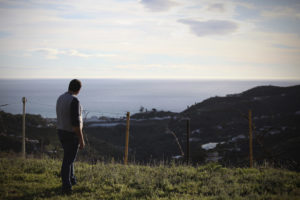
[68,79,82,92]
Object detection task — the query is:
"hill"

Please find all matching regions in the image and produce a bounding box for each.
[0,85,300,170]
[172,85,300,169]
[1,157,299,200]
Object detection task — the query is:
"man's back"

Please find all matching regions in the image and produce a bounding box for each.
[56,92,82,132]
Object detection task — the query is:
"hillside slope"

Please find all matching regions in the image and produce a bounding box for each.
[171,85,300,168]
[1,85,300,170]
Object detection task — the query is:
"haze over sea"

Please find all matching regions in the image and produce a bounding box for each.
[0,79,299,118]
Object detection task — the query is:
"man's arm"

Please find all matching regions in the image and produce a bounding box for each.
[70,98,85,149]
[73,126,85,149]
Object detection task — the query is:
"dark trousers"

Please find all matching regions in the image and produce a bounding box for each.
[57,130,79,190]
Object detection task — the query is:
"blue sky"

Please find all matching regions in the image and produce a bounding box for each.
[0,0,299,79]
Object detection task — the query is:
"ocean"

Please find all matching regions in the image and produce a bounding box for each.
[0,79,299,118]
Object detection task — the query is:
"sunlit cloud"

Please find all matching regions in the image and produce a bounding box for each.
[29,48,116,59]
[67,50,116,58]
[31,48,61,60]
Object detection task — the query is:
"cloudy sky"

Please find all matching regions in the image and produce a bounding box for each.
[0,0,300,79]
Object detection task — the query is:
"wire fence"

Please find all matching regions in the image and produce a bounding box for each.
[0,97,299,170]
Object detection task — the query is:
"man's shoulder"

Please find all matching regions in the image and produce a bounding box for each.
[57,92,80,104]
[71,96,80,104]
[57,92,76,102]
[58,92,68,97]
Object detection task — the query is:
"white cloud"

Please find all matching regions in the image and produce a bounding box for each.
[261,6,300,19]
[0,0,300,79]
[30,48,116,59]
[31,48,61,59]
[139,0,178,12]
[67,50,116,58]
[178,19,238,37]
[207,3,225,12]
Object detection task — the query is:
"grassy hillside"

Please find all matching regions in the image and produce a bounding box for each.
[1,158,299,200]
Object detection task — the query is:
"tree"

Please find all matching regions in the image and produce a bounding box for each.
[139,106,145,113]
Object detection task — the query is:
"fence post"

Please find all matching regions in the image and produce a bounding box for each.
[186,119,190,164]
[124,112,130,165]
[249,109,253,168]
[22,97,27,159]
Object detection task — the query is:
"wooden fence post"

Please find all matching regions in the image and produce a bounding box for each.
[22,97,27,159]
[249,109,253,168]
[124,112,130,165]
[186,119,190,164]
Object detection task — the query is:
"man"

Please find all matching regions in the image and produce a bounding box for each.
[56,79,85,194]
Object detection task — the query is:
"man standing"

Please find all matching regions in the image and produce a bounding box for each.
[56,79,85,194]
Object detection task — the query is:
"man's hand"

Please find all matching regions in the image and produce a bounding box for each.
[79,139,85,150]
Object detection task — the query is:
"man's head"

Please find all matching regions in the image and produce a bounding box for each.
[68,79,82,95]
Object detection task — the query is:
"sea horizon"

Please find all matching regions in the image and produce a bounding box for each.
[1,77,300,81]
[1,78,300,118]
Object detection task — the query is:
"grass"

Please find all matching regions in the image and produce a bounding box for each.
[0,158,299,200]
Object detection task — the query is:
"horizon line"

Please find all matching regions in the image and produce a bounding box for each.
[1,77,300,81]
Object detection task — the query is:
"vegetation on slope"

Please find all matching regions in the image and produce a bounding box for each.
[1,158,299,200]
[1,85,300,169]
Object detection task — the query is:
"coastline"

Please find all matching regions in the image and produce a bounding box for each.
[1,79,300,118]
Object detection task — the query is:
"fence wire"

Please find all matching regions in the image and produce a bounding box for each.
[0,98,299,169]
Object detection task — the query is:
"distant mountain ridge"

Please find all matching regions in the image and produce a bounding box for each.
[241,85,300,97]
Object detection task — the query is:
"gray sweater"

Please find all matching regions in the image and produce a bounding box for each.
[56,92,83,132]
